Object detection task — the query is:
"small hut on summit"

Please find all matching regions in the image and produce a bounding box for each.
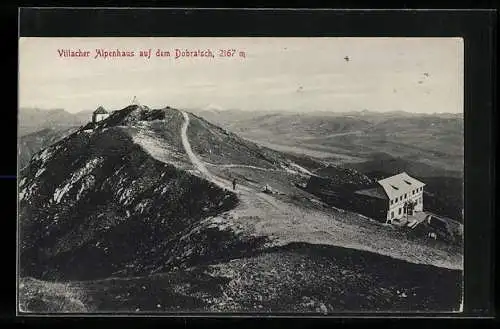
[92,106,109,123]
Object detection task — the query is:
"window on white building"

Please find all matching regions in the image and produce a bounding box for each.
[391,211,394,218]
[398,208,402,214]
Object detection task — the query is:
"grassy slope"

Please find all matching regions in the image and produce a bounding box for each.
[19,242,460,313]
[19,277,89,313]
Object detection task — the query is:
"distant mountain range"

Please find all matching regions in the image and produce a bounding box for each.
[19,127,77,169]
[190,108,463,120]
[19,108,93,136]
[190,108,464,172]
[19,106,462,137]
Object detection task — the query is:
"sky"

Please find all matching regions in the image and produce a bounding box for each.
[19,37,463,113]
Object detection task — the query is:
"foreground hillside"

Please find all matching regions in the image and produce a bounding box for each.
[20,243,461,313]
[19,105,462,313]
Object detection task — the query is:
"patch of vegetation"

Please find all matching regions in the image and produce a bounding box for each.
[19,277,89,313]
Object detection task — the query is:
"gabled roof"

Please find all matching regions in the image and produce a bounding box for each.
[354,186,388,200]
[377,172,425,200]
[93,106,108,114]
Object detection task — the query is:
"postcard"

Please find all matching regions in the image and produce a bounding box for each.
[18,36,464,314]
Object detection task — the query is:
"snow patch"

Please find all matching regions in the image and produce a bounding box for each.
[20,182,37,202]
[289,162,315,176]
[19,188,26,201]
[35,167,46,178]
[283,166,298,175]
[76,175,96,201]
[119,187,134,205]
[53,157,103,204]
[39,148,53,162]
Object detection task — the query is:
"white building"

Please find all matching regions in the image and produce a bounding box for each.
[378,172,425,223]
[92,106,109,123]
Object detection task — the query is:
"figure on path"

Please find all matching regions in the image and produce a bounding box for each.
[232,178,237,191]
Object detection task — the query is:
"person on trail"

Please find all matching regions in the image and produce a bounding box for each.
[232,178,237,191]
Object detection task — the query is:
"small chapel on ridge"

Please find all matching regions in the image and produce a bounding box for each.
[92,106,109,123]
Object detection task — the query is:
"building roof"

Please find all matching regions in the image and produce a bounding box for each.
[354,186,388,200]
[93,106,108,114]
[377,172,425,200]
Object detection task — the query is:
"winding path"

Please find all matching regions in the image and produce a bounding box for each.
[180,111,280,209]
[180,111,228,189]
[177,110,461,270]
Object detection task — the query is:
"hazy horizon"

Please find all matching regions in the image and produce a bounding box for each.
[19,37,464,114]
[19,106,463,116]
